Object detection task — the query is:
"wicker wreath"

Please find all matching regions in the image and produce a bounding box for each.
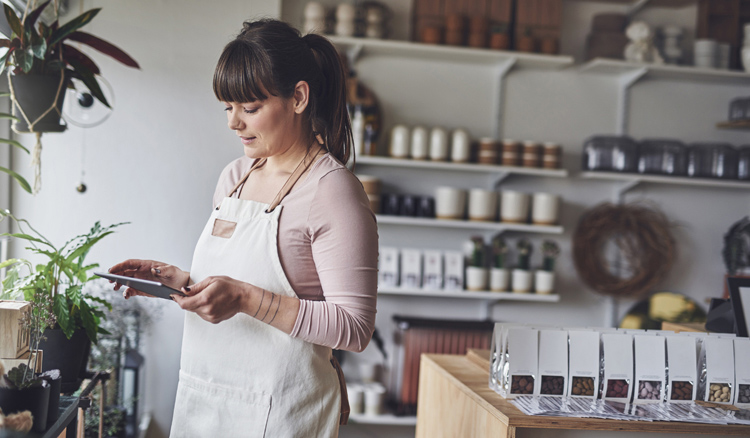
[573,203,676,298]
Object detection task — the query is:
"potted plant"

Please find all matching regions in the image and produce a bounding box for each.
[0,91,31,193]
[0,0,139,192]
[489,234,510,292]
[535,240,560,294]
[512,238,533,293]
[465,236,488,291]
[1,210,127,392]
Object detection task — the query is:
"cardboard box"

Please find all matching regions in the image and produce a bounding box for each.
[538,329,568,396]
[443,251,464,291]
[700,336,735,404]
[378,247,399,287]
[0,300,30,359]
[633,334,666,404]
[601,333,634,403]
[400,249,422,289]
[666,335,698,403]
[733,338,750,408]
[1,349,43,374]
[567,330,600,398]
[422,250,443,290]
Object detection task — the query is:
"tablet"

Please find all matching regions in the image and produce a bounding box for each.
[95,271,186,301]
[728,276,750,338]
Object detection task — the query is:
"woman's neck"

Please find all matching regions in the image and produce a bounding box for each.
[263,139,322,176]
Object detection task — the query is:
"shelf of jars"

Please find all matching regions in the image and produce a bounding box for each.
[717,120,750,130]
[580,171,750,190]
[375,215,564,234]
[377,286,561,302]
[579,58,750,84]
[327,35,575,69]
[356,155,569,177]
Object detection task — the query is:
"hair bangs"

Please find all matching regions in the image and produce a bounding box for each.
[213,40,277,103]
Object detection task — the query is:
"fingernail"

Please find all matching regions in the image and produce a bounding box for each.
[153,268,161,274]
[170,294,178,301]
[184,286,191,292]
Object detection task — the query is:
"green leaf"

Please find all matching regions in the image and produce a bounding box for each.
[31,38,47,59]
[87,295,112,312]
[0,167,31,193]
[53,293,70,336]
[3,4,23,40]
[48,8,101,48]
[67,31,139,69]
[0,258,22,269]
[67,59,109,108]
[67,284,82,306]
[0,113,20,122]
[0,50,9,76]
[3,232,53,247]
[0,137,29,153]
[79,301,98,344]
[25,0,52,33]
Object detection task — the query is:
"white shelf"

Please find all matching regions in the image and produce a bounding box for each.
[348,413,417,426]
[328,35,575,69]
[378,287,561,302]
[580,171,750,190]
[376,215,564,234]
[356,155,568,178]
[580,58,750,85]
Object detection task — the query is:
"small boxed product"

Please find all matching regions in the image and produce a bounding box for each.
[699,336,735,404]
[633,334,666,404]
[400,248,422,289]
[538,329,568,396]
[503,328,539,399]
[567,330,600,398]
[378,247,399,287]
[601,333,634,403]
[733,338,750,408]
[443,251,464,291]
[0,300,31,358]
[422,250,443,290]
[666,335,698,403]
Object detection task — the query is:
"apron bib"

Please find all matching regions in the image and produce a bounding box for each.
[170,151,346,437]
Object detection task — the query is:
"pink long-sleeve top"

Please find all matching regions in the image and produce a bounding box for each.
[212,153,378,352]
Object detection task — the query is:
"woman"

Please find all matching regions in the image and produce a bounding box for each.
[109,19,378,437]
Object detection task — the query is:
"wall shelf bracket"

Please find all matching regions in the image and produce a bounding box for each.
[615,178,641,202]
[493,58,518,139]
[491,171,512,190]
[616,67,648,136]
[345,43,364,66]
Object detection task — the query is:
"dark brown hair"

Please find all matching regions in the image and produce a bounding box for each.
[213,19,352,164]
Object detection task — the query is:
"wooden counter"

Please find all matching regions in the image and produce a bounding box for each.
[415,350,750,438]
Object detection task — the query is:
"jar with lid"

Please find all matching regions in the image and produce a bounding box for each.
[542,142,561,169]
[687,143,739,179]
[478,138,498,165]
[582,135,639,173]
[637,139,687,175]
[729,97,750,121]
[522,141,541,167]
[737,146,750,180]
[501,139,520,166]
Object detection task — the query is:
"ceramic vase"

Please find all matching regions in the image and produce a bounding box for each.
[490,268,510,292]
[535,270,555,294]
[466,266,488,291]
[512,269,533,293]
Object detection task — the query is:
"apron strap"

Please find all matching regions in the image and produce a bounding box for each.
[226,158,268,199]
[330,355,350,426]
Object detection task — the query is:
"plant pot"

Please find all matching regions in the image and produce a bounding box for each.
[490,268,510,292]
[38,328,91,393]
[10,74,68,133]
[42,371,62,427]
[512,269,533,293]
[465,266,488,291]
[0,382,51,432]
[535,270,555,294]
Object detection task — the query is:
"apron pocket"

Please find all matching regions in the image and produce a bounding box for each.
[171,372,271,438]
[211,218,237,238]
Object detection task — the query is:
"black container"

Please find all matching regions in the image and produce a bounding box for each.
[416,196,435,218]
[38,328,90,394]
[687,143,739,179]
[0,382,51,432]
[729,97,750,121]
[637,139,688,175]
[400,195,418,216]
[381,194,401,215]
[41,370,62,427]
[738,146,750,180]
[582,135,639,172]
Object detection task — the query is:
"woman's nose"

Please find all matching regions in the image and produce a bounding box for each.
[227,112,243,131]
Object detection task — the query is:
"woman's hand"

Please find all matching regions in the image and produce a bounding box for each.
[108,259,190,299]
[172,276,251,324]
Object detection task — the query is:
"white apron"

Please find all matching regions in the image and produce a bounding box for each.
[170,152,347,437]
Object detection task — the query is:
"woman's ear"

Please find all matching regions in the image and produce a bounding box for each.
[293,81,310,114]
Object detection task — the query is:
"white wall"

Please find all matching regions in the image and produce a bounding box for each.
[8,1,750,438]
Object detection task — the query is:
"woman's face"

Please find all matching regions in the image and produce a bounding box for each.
[223,93,303,159]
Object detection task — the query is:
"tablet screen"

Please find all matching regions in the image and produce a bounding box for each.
[95,271,186,301]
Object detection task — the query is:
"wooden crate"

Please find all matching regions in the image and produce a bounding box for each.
[411,0,514,43]
[2,349,43,374]
[697,0,750,69]
[514,0,564,53]
[0,300,30,359]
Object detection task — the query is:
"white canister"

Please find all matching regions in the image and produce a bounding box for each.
[500,191,530,223]
[465,266,488,291]
[694,39,717,68]
[535,270,555,294]
[429,127,449,161]
[347,383,364,415]
[717,43,731,70]
[410,126,429,160]
[512,269,533,293]
[451,128,472,163]
[490,268,510,292]
[435,187,466,220]
[360,362,380,383]
[389,125,410,158]
[364,383,386,416]
[468,189,497,222]
[531,193,560,225]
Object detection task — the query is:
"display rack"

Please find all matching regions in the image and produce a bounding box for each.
[349,413,417,426]
[356,156,569,178]
[717,120,750,130]
[378,287,561,302]
[376,215,564,234]
[580,171,750,191]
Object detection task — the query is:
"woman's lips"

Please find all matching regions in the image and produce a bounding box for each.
[240,136,256,145]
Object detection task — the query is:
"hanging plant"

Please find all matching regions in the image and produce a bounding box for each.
[0,0,140,193]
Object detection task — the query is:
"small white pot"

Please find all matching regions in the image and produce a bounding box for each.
[743,45,750,73]
[512,269,532,293]
[490,268,510,292]
[465,266,488,291]
[535,270,555,294]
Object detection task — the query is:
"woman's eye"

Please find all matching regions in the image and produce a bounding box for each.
[243,108,258,114]
[223,107,232,112]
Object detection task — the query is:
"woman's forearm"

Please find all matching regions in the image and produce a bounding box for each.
[242,286,301,334]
